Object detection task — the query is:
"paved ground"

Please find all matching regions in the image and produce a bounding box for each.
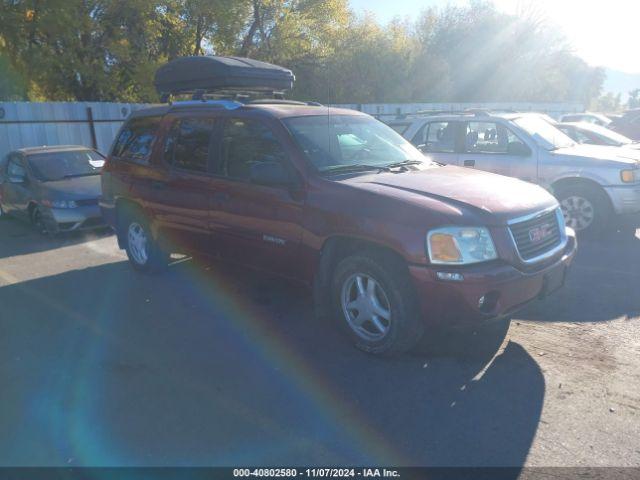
[0,216,639,467]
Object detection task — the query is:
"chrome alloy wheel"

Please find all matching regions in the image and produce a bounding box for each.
[128,222,149,265]
[341,273,392,341]
[560,195,595,231]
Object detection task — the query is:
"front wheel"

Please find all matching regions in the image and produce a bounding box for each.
[331,253,423,356]
[31,206,53,235]
[556,184,611,235]
[121,210,168,273]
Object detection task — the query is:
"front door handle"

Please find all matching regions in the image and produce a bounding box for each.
[464,159,475,167]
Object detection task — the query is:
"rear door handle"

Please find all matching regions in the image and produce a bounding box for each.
[464,160,475,167]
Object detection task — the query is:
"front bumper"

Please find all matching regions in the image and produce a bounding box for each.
[409,231,577,330]
[605,184,640,215]
[41,205,105,233]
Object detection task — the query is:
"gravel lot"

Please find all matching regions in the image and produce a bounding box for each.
[0,216,638,467]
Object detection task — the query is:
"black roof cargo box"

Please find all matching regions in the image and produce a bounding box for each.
[154,56,295,96]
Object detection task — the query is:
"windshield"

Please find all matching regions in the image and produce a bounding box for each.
[513,116,575,150]
[27,150,105,182]
[579,123,633,146]
[283,115,426,172]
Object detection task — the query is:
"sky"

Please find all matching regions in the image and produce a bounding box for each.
[349,0,640,74]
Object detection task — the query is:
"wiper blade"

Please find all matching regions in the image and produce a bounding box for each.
[62,172,101,179]
[384,160,423,169]
[320,164,390,174]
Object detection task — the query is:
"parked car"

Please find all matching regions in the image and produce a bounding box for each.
[610,109,640,141]
[393,111,640,233]
[0,145,106,234]
[101,58,576,355]
[557,122,640,149]
[560,112,612,127]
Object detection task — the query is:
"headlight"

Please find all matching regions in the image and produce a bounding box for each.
[621,169,638,183]
[427,226,498,265]
[42,199,78,209]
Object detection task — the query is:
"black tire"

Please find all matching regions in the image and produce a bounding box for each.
[119,207,168,273]
[30,206,53,236]
[331,253,424,356]
[555,183,611,236]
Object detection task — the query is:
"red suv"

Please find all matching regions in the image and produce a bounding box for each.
[100,100,576,355]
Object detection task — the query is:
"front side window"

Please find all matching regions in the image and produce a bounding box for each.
[284,115,425,172]
[112,116,161,163]
[166,118,215,172]
[27,150,104,182]
[414,121,456,153]
[464,121,524,154]
[217,118,287,181]
[8,157,26,178]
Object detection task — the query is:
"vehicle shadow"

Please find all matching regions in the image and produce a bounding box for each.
[518,226,640,323]
[0,215,113,259]
[0,259,544,470]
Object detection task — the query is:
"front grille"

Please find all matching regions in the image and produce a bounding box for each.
[509,209,562,261]
[75,198,99,206]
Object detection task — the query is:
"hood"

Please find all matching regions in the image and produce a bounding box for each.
[37,175,101,200]
[552,144,640,166]
[337,165,557,225]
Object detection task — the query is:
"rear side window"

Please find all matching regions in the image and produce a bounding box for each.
[112,116,161,164]
[413,121,456,153]
[165,118,215,173]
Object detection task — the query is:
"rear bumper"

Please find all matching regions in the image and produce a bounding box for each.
[605,184,640,215]
[409,231,577,330]
[41,205,105,233]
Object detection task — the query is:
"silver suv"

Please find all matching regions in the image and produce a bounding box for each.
[394,111,640,233]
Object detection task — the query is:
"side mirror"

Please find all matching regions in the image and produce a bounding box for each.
[507,141,531,156]
[250,161,292,187]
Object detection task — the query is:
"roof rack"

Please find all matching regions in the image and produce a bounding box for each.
[393,108,518,120]
[169,99,245,110]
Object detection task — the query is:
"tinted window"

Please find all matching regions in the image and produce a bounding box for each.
[8,157,26,178]
[218,119,287,181]
[112,116,161,163]
[27,150,104,182]
[166,118,215,173]
[413,121,456,153]
[465,121,525,154]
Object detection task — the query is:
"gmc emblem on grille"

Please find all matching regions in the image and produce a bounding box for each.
[529,223,554,243]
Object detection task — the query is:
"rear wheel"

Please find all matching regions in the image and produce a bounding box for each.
[555,184,610,235]
[120,209,168,273]
[332,253,423,356]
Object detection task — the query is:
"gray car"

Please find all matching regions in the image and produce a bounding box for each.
[393,111,640,233]
[557,122,640,150]
[0,145,105,234]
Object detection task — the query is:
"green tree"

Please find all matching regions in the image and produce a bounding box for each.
[628,89,640,109]
[0,0,607,105]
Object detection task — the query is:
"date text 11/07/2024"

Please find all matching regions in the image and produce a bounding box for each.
[232,468,401,478]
